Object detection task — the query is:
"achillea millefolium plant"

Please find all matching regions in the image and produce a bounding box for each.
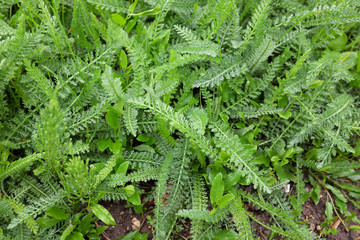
[1,0,360,239]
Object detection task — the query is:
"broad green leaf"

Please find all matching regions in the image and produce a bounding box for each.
[217,193,235,209]
[97,139,110,152]
[136,133,149,142]
[209,168,226,183]
[90,204,116,225]
[251,155,270,167]
[95,226,107,235]
[308,79,323,88]
[124,185,135,195]
[66,232,84,240]
[128,0,138,12]
[224,170,242,190]
[325,201,333,219]
[213,229,238,240]
[116,161,129,175]
[78,213,93,236]
[113,100,124,117]
[109,139,122,154]
[133,144,155,153]
[119,231,148,240]
[328,33,347,51]
[275,165,295,181]
[46,206,69,220]
[209,207,218,215]
[127,191,141,205]
[125,18,137,33]
[106,107,120,129]
[278,110,292,119]
[238,144,257,159]
[289,195,301,217]
[61,223,76,240]
[311,184,321,205]
[120,50,127,69]
[210,173,224,205]
[91,163,106,174]
[112,14,126,27]
[36,215,61,229]
[118,231,139,240]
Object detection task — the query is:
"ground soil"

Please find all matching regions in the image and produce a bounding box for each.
[100,187,360,240]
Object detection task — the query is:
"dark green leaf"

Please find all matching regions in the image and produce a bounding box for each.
[78,213,93,236]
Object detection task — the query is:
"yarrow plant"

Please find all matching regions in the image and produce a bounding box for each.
[1,0,360,239]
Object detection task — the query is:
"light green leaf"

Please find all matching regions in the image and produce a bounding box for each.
[129,6,161,17]
[278,110,292,119]
[325,201,333,219]
[66,232,84,240]
[217,193,235,209]
[128,0,138,12]
[210,173,224,205]
[106,107,121,129]
[120,50,127,69]
[328,33,347,51]
[308,79,323,88]
[113,100,124,117]
[136,133,149,142]
[112,14,126,27]
[124,185,135,195]
[109,139,122,154]
[213,229,238,240]
[90,204,116,225]
[224,170,242,190]
[127,191,141,205]
[116,161,129,175]
[349,225,360,231]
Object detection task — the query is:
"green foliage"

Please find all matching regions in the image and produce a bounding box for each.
[1,0,360,239]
